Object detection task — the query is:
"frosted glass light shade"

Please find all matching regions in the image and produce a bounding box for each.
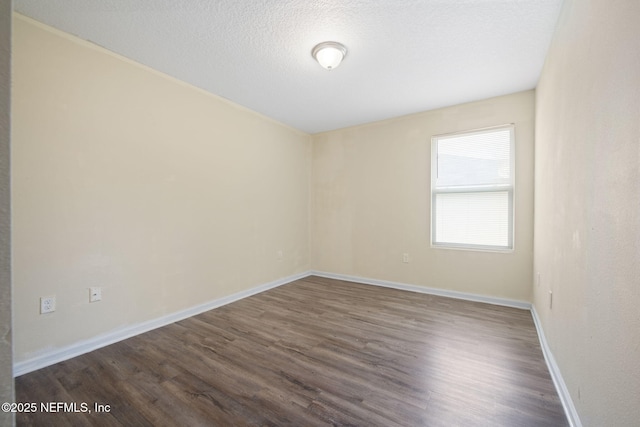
[312,42,347,70]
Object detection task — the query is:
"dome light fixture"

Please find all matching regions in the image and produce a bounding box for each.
[312,41,347,70]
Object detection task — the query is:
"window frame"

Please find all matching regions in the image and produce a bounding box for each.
[430,124,515,252]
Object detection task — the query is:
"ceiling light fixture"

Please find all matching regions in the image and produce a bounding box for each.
[312,41,347,70]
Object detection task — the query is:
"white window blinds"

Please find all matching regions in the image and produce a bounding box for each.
[431,125,514,250]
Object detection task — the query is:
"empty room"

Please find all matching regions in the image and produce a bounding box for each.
[1,0,639,426]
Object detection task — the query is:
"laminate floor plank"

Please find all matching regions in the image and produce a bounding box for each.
[15,276,568,426]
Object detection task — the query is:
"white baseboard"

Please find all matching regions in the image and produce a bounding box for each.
[13,271,311,377]
[14,269,580,427]
[313,271,579,425]
[531,306,582,427]
[309,270,531,310]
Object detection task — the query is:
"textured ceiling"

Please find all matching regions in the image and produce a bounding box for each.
[14,0,563,134]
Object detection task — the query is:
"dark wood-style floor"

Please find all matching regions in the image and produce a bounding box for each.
[15,276,568,426]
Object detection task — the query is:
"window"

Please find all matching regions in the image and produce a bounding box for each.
[431,125,514,251]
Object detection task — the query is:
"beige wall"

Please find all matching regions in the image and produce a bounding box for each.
[534,0,640,425]
[12,15,311,362]
[1,1,14,426]
[312,91,535,302]
[16,4,640,425]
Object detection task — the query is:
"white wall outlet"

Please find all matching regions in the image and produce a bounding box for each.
[40,296,56,314]
[276,250,283,261]
[403,253,410,263]
[537,272,541,287]
[90,287,102,302]
[549,290,553,309]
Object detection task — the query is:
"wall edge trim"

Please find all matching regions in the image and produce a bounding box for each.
[309,270,531,309]
[530,305,582,427]
[13,271,311,377]
[15,269,578,427]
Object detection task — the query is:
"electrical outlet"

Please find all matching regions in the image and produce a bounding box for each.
[90,287,102,302]
[537,272,541,287]
[276,250,283,261]
[402,253,410,263]
[40,296,56,314]
[549,290,553,309]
